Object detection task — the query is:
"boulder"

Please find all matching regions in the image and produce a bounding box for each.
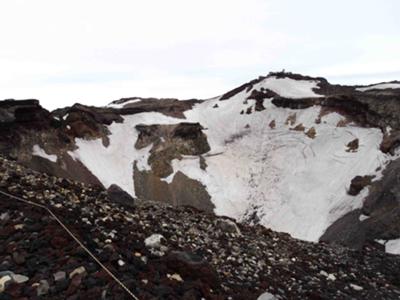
[162,251,219,288]
[144,234,168,256]
[215,218,241,235]
[107,184,135,207]
[348,175,374,196]
[346,138,359,152]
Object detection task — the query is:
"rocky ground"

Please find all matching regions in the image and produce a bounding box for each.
[0,156,400,299]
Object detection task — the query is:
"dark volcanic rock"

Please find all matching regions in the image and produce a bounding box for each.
[219,77,266,100]
[135,122,210,178]
[272,88,400,132]
[0,99,51,126]
[134,165,215,213]
[322,158,400,249]
[348,175,374,196]
[380,131,400,154]
[0,101,111,188]
[346,138,359,152]
[320,209,366,249]
[107,184,135,208]
[246,89,278,111]
[136,122,210,155]
[162,251,219,288]
[110,97,202,119]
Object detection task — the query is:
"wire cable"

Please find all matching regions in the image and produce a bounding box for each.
[0,189,139,300]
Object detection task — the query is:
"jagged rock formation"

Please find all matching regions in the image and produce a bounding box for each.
[1,157,400,299]
[134,122,210,178]
[1,72,400,252]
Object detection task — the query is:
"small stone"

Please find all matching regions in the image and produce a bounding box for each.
[11,274,29,284]
[144,234,168,256]
[66,274,82,295]
[37,279,49,296]
[346,138,359,152]
[118,259,125,267]
[305,127,316,139]
[0,212,10,222]
[292,123,305,131]
[53,271,66,282]
[141,279,148,285]
[12,252,26,265]
[215,219,241,235]
[327,274,336,281]
[145,234,166,249]
[350,283,363,291]
[269,120,276,129]
[69,266,86,279]
[169,273,183,282]
[0,275,12,293]
[14,224,24,230]
[320,270,328,277]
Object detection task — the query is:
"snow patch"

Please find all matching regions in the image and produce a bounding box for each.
[374,239,400,255]
[359,214,370,222]
[357,83,400,92]
[32,145,57,163]
[107,98,141,109]
[252,76,322,98]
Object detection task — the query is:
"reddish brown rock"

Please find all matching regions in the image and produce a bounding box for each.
[348,175,374,196]
[269,120,276,129]
[305,127,316,139]
[51,236,69,249]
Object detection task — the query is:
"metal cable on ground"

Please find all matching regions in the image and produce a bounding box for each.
[0,189,140,300]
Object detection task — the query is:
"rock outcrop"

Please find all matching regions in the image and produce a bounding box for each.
[107,184,136,208]
[135,122,210,177]
[322,158,400,249]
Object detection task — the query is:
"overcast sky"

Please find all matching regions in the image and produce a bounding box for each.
[0,0,399,110]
